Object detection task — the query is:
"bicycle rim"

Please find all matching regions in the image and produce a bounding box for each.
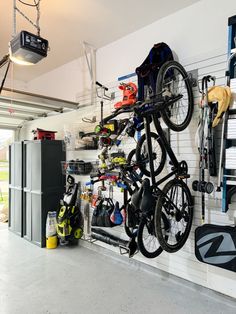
[126,149,143,181]
[156,61,194,132]
[136,132,166,177]
[137,215,163,258]
[155,179,193,253]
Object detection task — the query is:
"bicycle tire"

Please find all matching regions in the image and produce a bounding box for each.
[126,149,137,168]
[126,148,143,180]
[156,60,194,132]
[136,132,166,177]
[124,203,139,238]
[123,183,139,239]
[155,179,193,253]
[137,215,163,258]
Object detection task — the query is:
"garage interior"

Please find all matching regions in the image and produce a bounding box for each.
[0,0,236,313]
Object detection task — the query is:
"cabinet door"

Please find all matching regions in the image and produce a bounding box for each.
[41,141,65,192]
[10,142,23,188]
[8,188,14,231]
[9,188,22,236]
[14,189,22,235]
[9,144,15,186]
[25,142,32,191]
[24,191,32,241]
[31,193,42,246]
[14,143,23,188]
[31,142,42,192]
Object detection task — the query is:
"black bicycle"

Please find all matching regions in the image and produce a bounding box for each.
[134,60,194,254]
[101,60,194,256]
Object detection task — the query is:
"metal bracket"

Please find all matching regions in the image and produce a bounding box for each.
[83,42,97,107]
[82,116,97,123]
[187,69,198,87]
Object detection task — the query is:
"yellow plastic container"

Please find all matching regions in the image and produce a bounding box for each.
[46,235,58,249]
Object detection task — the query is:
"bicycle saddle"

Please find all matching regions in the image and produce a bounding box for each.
[131,178,155,213]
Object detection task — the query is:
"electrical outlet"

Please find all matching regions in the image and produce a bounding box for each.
[187,69,198,87]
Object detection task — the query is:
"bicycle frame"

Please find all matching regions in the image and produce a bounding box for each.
[143,113,179,187]
[97,99,190,223]
[100,101,187,197]
[136,108,191,217]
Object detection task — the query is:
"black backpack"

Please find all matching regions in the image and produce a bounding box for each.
[135,42,173,101]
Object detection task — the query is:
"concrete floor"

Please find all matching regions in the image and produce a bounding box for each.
[0,223,235,314]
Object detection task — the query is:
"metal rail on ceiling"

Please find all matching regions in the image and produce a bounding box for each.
[0,113,34,121]
[0,123,19,130]
[0,87,80,130]
[0,96,62,112]
[1,88,79,110]
[0,105,47,117]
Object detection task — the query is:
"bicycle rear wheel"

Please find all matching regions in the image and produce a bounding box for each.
[136,132,166,177]
[124,203,139,238]
[137,214,163,258]
[156,60,194,132]
[126,149,143,180]
[155,179,193,253]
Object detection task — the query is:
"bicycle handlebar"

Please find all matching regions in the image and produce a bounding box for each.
[102,107,134,124]
[96,81,108,91]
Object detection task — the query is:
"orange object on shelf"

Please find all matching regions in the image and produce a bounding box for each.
[114,82,138,109]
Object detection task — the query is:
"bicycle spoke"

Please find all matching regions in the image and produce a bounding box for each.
[155,179,193,252]
[157,62,193,131]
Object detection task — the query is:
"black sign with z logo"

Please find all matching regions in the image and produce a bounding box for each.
[195,224,236,272]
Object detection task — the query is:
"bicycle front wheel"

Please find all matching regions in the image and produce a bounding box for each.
[137,215,163,258]
[155,179,193,253]
[156,60,194,132]
[136,132,166,177]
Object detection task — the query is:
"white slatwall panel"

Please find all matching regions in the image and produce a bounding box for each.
[45,52,236,298]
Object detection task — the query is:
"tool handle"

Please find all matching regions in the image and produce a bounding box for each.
[85,179,100,186]
[116,182,127,189]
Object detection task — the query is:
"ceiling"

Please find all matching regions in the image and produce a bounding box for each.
[0,0,200,82]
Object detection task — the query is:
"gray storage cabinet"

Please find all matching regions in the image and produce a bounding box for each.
[23,140,65,247]
[9,142,24,236]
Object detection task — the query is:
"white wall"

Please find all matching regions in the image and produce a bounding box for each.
[19,0,236,298]
[26,56,91,101]
[96,0,234,83]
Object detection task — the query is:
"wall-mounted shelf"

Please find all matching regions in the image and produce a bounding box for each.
[61,160,99,175]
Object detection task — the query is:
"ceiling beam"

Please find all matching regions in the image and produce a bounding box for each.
[0,113,34,121]
[2,88,79,110]
[0,105,47,117]
[0,97,63,112]
[0,124,19,130]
